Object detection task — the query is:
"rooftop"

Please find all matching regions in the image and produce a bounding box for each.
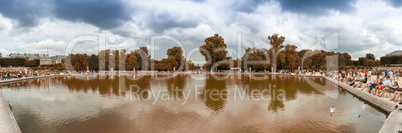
[386,50,402,56]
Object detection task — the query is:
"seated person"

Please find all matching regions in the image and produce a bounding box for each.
[351,75,363,88]
[374,79,384,95]
[377,76,392,97]
[361,78,378,93]
[389,84,402,103]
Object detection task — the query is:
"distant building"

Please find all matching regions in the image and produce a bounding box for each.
[8,53,49,60]
[386,50,402,56]
[0,53,2,58]
[7,53,66,66]
[50,55,67,64]
[40,59,51,66]
[380,50,402,65]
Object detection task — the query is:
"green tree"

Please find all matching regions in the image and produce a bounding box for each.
[89,54,99,70]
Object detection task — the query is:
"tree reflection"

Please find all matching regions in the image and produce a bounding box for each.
[126,76,151,100]
[200,74,228,112]
[267,99,285,113]
[166,74,187,99]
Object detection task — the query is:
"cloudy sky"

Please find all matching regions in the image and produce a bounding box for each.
[0,0,401,64]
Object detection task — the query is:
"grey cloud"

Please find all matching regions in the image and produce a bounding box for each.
[231,0,269,13]
[278,0,357,15]
[388,0,402,7]
[51,0,132,29]
[0,0,49,27]
[0,0,134,30]
[143,11,199,33]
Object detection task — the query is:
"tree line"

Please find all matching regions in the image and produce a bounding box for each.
[0,58,40,67]
[0,33,386,71]
[65,46,197,71]
[197,33,381,72]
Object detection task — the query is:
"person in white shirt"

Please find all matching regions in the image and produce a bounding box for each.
[383,76,392,87]
[388,70,393,82]
[377,76,392,97]
[368,70,372,78]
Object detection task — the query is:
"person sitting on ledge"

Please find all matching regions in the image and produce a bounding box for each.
[374,78,384,95]
[351,75,363,88]
[379,81,398,98]
[355,75,368,88]
[361,78,378,93]
[339,73,347,83]
[377,76,393,97]
[389,83,402,103]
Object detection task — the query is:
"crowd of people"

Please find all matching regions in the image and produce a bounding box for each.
[328,69,402,104]
[0,70,57,81]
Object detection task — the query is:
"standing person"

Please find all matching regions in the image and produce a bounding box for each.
[397,71,400,80]
[368,70,371,78]
[364,70,368,77]
[385,70,388,77]
[389,70,394,83]
[382,71,386,78]
[377,71,380,79]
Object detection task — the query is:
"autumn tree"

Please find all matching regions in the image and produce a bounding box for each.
[98,50,110,70]
[358,57,369,66]
[125,52,140,70]
[134,47,150,70]
[199,34,228,71]
[199,34,227,69]
[277,44,301,71]
[25,59,40,67]
[167,46,184,70]
[338,53,352,66]
[365,53,375,60]
[267,33,285,72]
[68,54,89,70]
[243,47,269,71]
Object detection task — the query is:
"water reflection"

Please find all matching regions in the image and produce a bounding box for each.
[200,74,228,112]
[166,74,187,99]
[1,74,388,133]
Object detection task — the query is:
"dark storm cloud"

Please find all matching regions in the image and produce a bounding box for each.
[144,11,199,33]
[0,0,49,27]
[0,0,133,29]
[51,0,132,29]
[278,0,357,15]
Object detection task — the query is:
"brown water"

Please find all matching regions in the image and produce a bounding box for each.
[1,74,386,133]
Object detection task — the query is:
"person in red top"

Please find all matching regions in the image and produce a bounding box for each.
[364,70,368,76]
